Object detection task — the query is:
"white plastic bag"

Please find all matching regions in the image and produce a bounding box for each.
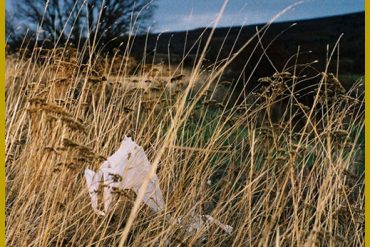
[84,136,232,234]
[84,136,164,216]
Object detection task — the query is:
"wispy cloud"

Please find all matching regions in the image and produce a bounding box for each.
[154,0,364,32]
[157,10,283,32]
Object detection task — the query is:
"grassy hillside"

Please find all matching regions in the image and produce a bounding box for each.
[137,12,364,73]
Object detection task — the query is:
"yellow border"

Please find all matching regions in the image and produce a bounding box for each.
[0,2,367,247]
[366,0,369,246]
[1,0,5,245]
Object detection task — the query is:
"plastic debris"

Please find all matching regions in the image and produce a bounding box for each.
[84,136,164,216]
[175,214,233,235]
[84,136,233,235]
[191,215,233,234]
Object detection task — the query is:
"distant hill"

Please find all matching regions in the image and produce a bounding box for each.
[10,12,364,82]
[129,11,364,77]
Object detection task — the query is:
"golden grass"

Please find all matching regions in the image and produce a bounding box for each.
[6,26,364,247]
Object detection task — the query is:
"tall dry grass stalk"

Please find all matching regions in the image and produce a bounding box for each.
[6,4,364,247]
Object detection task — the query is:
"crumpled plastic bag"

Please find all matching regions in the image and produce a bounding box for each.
[84,136,164,216]
[84,136,233,234]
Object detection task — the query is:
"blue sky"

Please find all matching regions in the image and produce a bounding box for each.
[154,0,364,32]
[7,0,364,32]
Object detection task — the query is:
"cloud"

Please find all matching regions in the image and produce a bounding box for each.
[157,11,272,32]
[154,0,364,32]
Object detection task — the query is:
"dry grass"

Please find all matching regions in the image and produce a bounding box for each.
[6,18,364,247]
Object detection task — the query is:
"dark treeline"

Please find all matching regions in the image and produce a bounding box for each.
[7,11,364,111]
[8,12,363,76]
